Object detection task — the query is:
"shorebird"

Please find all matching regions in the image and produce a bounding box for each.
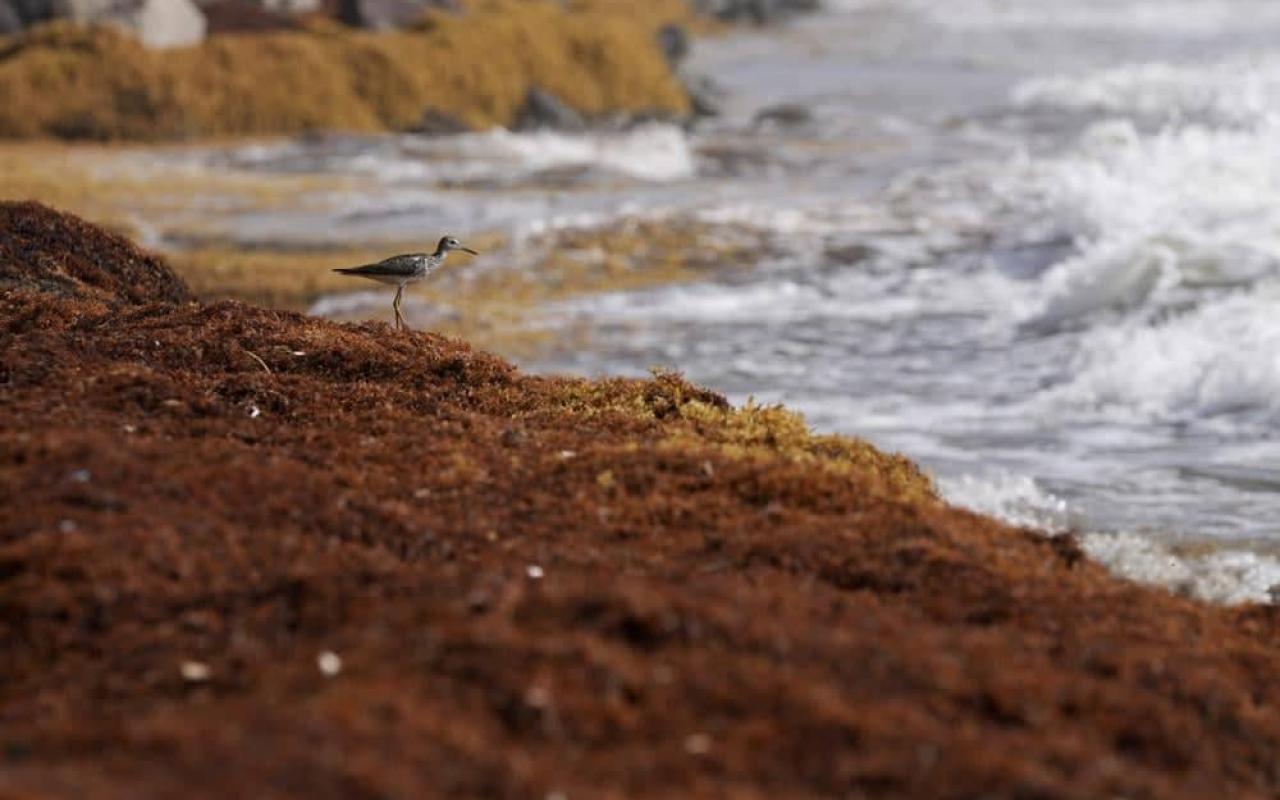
[333,236,478,331]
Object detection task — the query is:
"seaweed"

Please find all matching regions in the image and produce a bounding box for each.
[0,2,691,141]
[4,203,1280,799]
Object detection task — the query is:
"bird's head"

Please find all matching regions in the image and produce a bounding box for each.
[436,236,478,256]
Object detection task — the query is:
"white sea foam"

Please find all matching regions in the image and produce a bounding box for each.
[848,66,1280,426]
[447,124,696,183]
[1015,54,1280,125]
[938,472,1074,532]
[896,0,1280,34]
[927,116,1280,421]
[912,119,1280,330]
[1038,285,1280,420]
[563,280,827,325]
[199,123,695,186]
[540,77,1280,428]
[1081,533,1280,604]
[941,473,1280,604]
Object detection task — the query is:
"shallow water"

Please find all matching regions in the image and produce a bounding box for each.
[99,0,1280,601]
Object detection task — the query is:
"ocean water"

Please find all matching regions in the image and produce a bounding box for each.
[118,1,1280,602]
[522,0,1280,603]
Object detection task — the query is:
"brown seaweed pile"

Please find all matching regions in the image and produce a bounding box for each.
[4,202,1280,798]
[0,1,691,140]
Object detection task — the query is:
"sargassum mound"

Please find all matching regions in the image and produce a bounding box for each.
[4,201,1280,798]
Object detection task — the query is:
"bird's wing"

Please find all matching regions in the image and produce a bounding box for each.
[333,254,423,276]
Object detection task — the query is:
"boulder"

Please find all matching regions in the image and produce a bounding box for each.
[655,23,689,67]
[336,0,455,30]
[1,0,56,28]
[53,0,207,48]
[194,0,321,11]
[200,0,299,33]
[512,87,586,132]
[682,73,724,119]
[751,102,813,130]
[255,0,321,10]
[12,0,55,20]
[689,0,820,24]
[410,106,469,135]
[0,2,22,32]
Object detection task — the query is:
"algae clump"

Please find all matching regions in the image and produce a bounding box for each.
[0,0,691,140]
[534,369,936,506]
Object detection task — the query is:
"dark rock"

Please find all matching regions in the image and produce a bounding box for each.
[0,2,22,32]
[751,102,813,130]
[655,23,689,67]
[409,107,469,136]
[195,0,322,11]
[823,240,875,266]
[689,0,820,25]
[337,0,455,30]
[695,140,784,177]
[682,73,725,119]
[12,0,54,21]
[596,109,679,132]
[256,0,321,11]
[200,0,299,33]
[1,0,57,27]
[513,88,586,132]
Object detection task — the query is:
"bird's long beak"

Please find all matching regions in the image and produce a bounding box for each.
[461,247,479,255]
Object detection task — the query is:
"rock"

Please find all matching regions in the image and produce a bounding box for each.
[194,0,321,12]
[409,107,469,136]
[53,0,207,48]
[336,0,455,30]
[655,23,689,67]
[512,88,586,132]
[689,0,820,24]
[10,0,53,21]
[682,73,725,119]
[255,0,321,11]
[823,240,875,266]
[1,0,56,28]
[751,102,813,130]
[199,0,299,33]
[0,2,22,32]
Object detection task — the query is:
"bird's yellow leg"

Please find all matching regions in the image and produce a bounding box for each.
[393,285,404,330]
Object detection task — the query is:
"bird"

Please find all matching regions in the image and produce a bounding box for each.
[333,236,478,331]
